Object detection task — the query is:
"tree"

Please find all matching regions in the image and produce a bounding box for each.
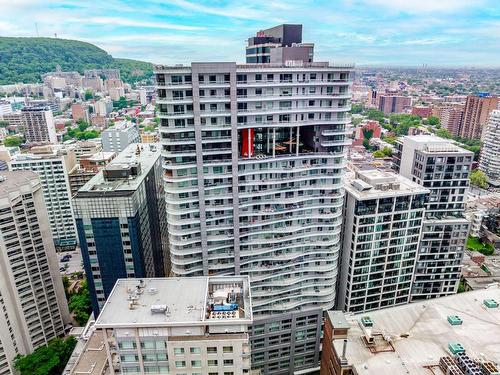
[351,103,365,114]
[470,169,488,189]
[373,150,386,158]
[4,136,23,147]
[0,120,9,128]
[435,128,452,139]
[143,125,156,132]
[84,90,93,100]
[14,336,77,375]
[365,109,385,123]
[68,280,92,326]
[427,116,440,126]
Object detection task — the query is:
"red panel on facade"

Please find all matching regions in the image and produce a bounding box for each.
[241,128,255,157]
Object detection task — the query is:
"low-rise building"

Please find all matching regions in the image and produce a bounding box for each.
[321,287,500,375]
[94,276,253,375]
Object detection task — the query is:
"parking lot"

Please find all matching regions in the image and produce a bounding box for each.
[58,248,84,275]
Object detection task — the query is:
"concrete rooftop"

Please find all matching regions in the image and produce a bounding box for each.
[95,276,252,329]
[334,286,500,375]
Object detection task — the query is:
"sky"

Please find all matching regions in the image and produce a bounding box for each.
[0,0,499,67]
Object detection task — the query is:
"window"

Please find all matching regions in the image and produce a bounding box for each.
[174,348,185,355]
[190,347,201,354]
[191,360,202,368]
[175,361,186,368]
[223,346,233,353]
[223,359,234,366]
[208,360,218,366]
[207,347,217,354]
[121,354,138,363]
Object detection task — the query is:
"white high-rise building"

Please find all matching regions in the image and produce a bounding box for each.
[156,61,352,374]
[479,110,500,187]
[10,146,78,250]
[21,107,57,144]
[394,135,473,301]
[337,169,429,313]
[0,171,70,375]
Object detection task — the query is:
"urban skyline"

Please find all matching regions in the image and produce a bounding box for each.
[0,1,499,66]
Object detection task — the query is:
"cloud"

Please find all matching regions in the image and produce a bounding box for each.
[83,17,205,31]
[358,0,485,14]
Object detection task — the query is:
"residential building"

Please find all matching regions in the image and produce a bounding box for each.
[71,103,89,123]
[0,171,70,375]
[26,99,59,113]
[435,104,464,137]
[394,135,473,301]
[84,69,120,80]
[101,121,140,153]
[337,170,429,313]
[109,87,125,101]
[70,140,102,163]
[1,112,23,130]
[140,130,158,143]
[73,143,168,314]
[67,151,116,196]
[94,99,113,116]
[93,276,252,375]
[21,106,57,144]
[351,120,381,147]
[411,105,432,118]
[458,94,499,140]
[156,61,352,374]
[246,24,314,64]
[321,287,500,375]
[9,146,78,250]
[377,95,411,115]
[479,110,500,186]
[0,100,12,117]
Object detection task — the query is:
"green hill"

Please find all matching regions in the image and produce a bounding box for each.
[0,37,153,85]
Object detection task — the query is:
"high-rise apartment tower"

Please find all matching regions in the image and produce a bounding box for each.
[0,171,70,375]
[156,61,352,374]
[394,135,473,300]
[479,110,500,187]
[338,169,429,313]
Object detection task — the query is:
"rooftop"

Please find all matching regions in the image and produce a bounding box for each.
[400,135,473,155]
[77,143,160,195]
[154,61,354,71]
[95,276,252,329]
[102,120,136,132]
[81,151,116,163]
[0,171,39,198]
[331,286,500,375]
[345,169,429,199]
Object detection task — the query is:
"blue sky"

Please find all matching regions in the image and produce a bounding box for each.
[1,0,499,66]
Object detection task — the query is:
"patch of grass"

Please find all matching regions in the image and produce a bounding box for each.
[467,236,494,256]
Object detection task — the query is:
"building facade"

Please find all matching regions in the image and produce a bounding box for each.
[21,107,57,144]
[377,95,411,115]
[10,147,78,250]
[0,171,70,375]
[246,24,314,64]
[458,94,499,140]
[73,143,168,315]
[337,170,429,313]
[94,276,252,375]
[101,121,140,153]
[394,135,473,301]
[156,61,352,374]
[479,110,500,187]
